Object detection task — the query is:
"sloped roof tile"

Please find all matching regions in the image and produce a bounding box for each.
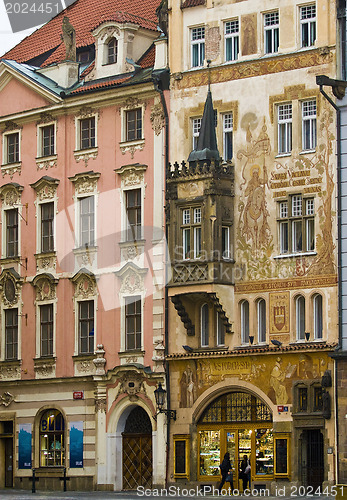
[3,0,160,66]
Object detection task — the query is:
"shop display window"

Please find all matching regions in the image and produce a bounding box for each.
[40,409,65,467]
[256,428,274,475]
[238,429,252,468]
[174,435,190,478]
[199,430,220,476]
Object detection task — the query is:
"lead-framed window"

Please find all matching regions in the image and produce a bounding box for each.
[278,104,292,154]
[264,11,279,54]
[278,195,315,254]
[225,19,239,62]
[181,206,202,260]
[302,99,317,151]
[191,26,205,68]
[300,4,316,48]
[223,113,233,161]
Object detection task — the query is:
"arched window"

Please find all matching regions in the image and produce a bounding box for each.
[201,304,209,347]
[296,295,305,340]
[257,298,266,343]
[240,300,249,344]
[216,312,225,346]
[40,409,65,466]
[313,294,323,339]
[107,38,118,64]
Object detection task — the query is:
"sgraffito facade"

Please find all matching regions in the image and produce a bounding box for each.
[165,0,339,492]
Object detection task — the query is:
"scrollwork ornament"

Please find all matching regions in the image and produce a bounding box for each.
[150,103,165,136]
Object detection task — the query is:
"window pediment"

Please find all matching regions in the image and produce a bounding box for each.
[0,268,22,307]
[32,273,59,302]
[0,183,23,208]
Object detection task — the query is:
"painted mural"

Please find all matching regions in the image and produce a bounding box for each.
[236,105,336,281]
[176,352,330,407]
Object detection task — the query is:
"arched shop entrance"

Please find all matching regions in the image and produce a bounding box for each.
[122,406,152,490]
[198,391,273,486]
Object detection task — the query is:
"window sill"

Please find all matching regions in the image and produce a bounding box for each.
[0,256,20,264]
[299,149,316,155]
[196,346,229,352]
[275,153,291,158]
[72,353,95,360]
[119,238,146,247]
[273,251,316,259]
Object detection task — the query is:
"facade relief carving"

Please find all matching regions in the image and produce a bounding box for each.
[0,271,22,307]
[150,103,165,136]
[116,371,148,401]
[72,272,97,299]
[32,274,58,302]
[0,391,15,406]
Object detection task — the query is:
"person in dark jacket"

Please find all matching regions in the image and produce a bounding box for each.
[240,455,251,491]
[218,452,234,493]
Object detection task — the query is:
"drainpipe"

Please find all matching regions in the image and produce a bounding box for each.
[316,75,346,484]
[152,68,170,487]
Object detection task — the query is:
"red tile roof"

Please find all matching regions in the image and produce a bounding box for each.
[3,0,160,66]
[70,74,132,94]
[181,0,205,8]
[138,45,156,68]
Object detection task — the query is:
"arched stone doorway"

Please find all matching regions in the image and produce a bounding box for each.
[197,391,273,486]
[122,406,152,490]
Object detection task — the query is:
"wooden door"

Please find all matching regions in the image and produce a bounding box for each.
[5,438,13,487]
[122,434,152,490]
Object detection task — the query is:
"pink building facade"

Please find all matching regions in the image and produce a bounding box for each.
[0,0,168,490]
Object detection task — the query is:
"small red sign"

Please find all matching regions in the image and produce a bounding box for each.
[73,391,84,400]
[277,405,284,412]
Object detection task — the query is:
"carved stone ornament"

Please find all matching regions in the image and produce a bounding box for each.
[34,360,55,377]
[0,271,22,307]
[32,274,58,302]
[35,253,56,272]
[0,391,15,406]
[115,164,147,187]
[30,177,59,201]
[78,360,93,373]
[116,371,148,401]
[1,163,21,180]
[36,157,57,171]
[71,271,97,299]
[36,112,55,125]
[74,149,98,167]
[77,106,95,119]
[150,103,165,136]
[71,173,100,195]
[119,141,145,159]
[99,25,120,41]
[93,344,106,376]
[121,97,142,111]
[0,183,23,208]
[95,398,107,413]
[4,121,21,131]
[0,364,21,380]
[121,271,142,294]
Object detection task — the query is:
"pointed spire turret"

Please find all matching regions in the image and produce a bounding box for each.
[188,62,220,163]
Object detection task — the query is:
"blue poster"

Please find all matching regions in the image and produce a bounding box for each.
[18,424,32,469]
[69,421,83,468]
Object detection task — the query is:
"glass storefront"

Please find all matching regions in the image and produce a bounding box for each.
[40,409,65,467]
[198,392,273,482]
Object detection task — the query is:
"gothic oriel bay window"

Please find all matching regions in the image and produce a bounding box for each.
[40,409,65,467]
[181,207,202,260]
[278,195,315,254]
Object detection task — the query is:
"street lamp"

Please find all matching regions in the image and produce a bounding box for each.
[154,382,177,420]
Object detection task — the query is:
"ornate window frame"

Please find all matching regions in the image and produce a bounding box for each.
[119,98,146,158]
[69,171,100,268]
[115,262,147,362]
[36,116,57,171]
[0,269,23,375]
[74,107,99,166]
[32,274,58,370]
[0,183,24,263]
[1,122,22,178]
[71,270,98,359]
[31,176,59,272]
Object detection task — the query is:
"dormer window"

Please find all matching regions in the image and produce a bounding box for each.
[107,38,118,64]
